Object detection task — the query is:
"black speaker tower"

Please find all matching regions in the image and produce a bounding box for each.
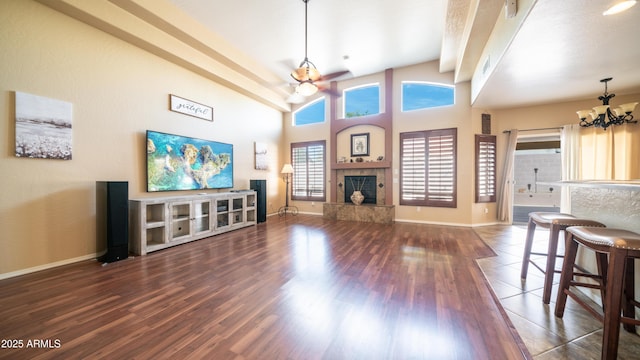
[96,181,129,263]
[250,179,267,223]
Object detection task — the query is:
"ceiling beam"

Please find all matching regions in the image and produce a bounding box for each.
[36,0,292,112]
[470,0,537,105]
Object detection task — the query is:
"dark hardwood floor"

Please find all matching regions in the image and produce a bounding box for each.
[0,215,528,359]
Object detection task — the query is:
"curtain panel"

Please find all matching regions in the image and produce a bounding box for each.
[580,124,640,180]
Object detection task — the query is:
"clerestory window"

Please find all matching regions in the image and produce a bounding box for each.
[401,81,455,112]
[293,97,325,126]
[343,84,380,118]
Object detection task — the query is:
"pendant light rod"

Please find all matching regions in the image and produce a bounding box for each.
[290,0,319,96]
[303,0,309,61]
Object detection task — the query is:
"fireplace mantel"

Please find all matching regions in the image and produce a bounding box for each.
[332,160,391,170]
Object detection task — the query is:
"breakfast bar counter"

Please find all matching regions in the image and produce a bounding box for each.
[558,180,640,234]
[541,180,640,309]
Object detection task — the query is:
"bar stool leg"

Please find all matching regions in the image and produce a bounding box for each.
[602,248,626,360]
[521,217,537,280]
[554,232,579,318]
[595,252,608,310]
[542,223,561,304]
[623,257,636,333]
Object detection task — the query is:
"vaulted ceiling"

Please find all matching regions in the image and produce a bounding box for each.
[39,0,640,112]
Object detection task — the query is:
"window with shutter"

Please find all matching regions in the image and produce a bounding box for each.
[291,141,326,201]
[400,128,457,207]
[475,135,496,203]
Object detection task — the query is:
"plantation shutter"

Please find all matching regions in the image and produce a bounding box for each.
[400,133,426,201]
[400,128,457,207]
[291,141,325,201]
[476,135,497,203]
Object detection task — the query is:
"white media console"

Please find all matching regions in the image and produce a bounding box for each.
[129,191,256,255]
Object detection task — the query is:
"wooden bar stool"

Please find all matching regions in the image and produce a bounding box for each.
[520,212,605,304]
[555,226,640,360]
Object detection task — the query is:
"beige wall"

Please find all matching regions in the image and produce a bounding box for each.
[0,0,284,277]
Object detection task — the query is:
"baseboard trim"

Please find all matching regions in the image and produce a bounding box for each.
[394,218,471,227]
[0,253,98,281]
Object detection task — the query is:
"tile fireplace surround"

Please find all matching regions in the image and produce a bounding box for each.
[323,167,395,224]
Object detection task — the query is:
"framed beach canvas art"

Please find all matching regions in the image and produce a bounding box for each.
[15,92,73,160]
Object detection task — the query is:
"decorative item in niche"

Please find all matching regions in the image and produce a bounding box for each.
[349,177,366,205]
[351,132,369,157]
[15,91,73,160]
[254,142,268,170]
[169,94,213,121]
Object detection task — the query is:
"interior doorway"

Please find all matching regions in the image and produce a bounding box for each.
[512,133,562,223]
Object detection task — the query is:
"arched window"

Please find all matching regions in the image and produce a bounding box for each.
[343,83,380,118]
[293,97,325,126]
[401,82,455,112]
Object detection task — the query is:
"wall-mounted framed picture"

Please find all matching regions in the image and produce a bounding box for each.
[15,91,73,160]
[254,142,268,170]
[169,94,213,121]
[351,133,370,157]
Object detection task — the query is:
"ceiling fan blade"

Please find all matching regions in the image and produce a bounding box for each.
[318,85,341,97]
[319,70,351,82]
[286,91,306,104]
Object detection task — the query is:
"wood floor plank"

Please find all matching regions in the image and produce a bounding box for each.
[0,215,528,359]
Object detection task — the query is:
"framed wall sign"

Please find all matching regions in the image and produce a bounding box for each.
[169,94,213,121]
[351,133,370,157]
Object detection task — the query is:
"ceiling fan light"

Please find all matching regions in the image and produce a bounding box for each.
[291,67,308,82]
[307,67,321,81]
[296,82,318,96]
[603,1,637,15]
[291,64,321,82]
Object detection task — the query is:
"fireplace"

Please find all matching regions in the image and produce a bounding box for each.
[335,168,386,205]
[344,176,377,205]
[324,167,394,223]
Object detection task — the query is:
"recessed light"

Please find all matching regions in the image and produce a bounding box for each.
[603,0,637,16]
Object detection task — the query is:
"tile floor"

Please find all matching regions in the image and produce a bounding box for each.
[474,224,640,359]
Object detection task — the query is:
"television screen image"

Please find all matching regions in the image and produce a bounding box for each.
[146,130,233,192]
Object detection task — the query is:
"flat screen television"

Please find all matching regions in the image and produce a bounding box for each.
[146,130,233,192]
